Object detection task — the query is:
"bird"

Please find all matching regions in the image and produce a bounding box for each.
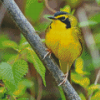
[45,11,83,85]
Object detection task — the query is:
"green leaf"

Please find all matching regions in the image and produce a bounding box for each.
[20,34,27,45]
[91,90,100,100]
[79,93,86,100]
[81,50,94,72]
[27,48,46,86]
[0,75,2,80]
[71,72,90,88]
[71,9,75,15]
[94,33,100,44]
[0,49,17,62]
[0,34,9,49]
[0,62,16,92]
[89,13,100,24]
[88,84,100,95]
[79,21,97,27]
[75,57,89,75]
[7,54,18,63]
[13,79,33,97]
[92,57,100,69]
[96,0,100,5]
[0,34,18,50]
[12,60,28,84]
[1,40,18,50]
[58,87,66,100]
[0,87,7,99]
[60,5,71,13]
[0,60,28,93]
[25,0,44,22]
[19,35,30,51]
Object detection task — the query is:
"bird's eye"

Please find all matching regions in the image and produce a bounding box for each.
[58,17,66,21]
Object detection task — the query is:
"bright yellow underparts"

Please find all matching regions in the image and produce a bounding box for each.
[45,16,82,73]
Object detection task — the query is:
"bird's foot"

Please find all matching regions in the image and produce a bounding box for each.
[58,73,68,86]
[43,49,52,59]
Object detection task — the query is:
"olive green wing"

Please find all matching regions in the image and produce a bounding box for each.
[45,22,52,34]
[72,27,83,54]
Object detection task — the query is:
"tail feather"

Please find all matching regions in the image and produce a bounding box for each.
[59,60,68,74]
[59,60,72,82]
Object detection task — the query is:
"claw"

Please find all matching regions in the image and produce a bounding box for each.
[43,52,50,59]
[58,73,68,86]
[49,53,51,58]
[43,49,52,59]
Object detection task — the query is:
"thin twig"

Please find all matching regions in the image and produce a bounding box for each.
[88,70,100,100]
[1,0,81,100]
[94,70,100,85]
[45,0,56,13]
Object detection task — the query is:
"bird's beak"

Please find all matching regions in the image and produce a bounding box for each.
[48,16,57,20]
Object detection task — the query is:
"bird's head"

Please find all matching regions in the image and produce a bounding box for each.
[48,11,78,28]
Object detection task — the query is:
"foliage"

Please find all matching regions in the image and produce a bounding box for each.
[0,1,47,99]
[60,5,75,15]
[96,0,100,5]
[25,0,44,22]
[0,34,46,99]
[58,87,66,100]
[66,0,82,8]
[71,1,100,99]
[0,0,100,99]
[27,47,46,86]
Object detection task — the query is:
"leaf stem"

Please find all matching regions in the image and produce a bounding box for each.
[44,0,56,13]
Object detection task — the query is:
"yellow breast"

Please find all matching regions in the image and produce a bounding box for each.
[45,20,82,65]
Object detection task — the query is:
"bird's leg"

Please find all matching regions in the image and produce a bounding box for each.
[58,72,69,86]
[43,48,52,59]
[58,65,70,86]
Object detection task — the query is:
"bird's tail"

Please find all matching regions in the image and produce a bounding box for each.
[59,60,72,82]
[59,60,70,73]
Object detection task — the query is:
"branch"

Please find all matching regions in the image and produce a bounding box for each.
[1,0,81,100]
[45,0,56,13]
[0,4,6,27]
